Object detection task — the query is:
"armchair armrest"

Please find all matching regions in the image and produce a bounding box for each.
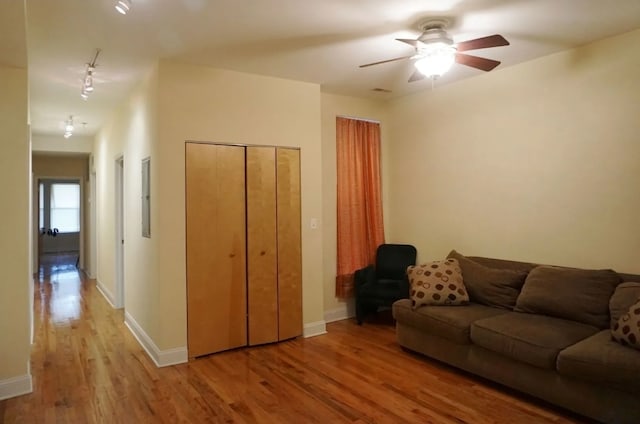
[354,265,375,291]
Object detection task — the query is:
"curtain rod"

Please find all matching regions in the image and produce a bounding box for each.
[336,115,381,124]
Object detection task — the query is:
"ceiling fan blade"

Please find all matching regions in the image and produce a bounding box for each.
[455,53,501,72]
[408,69,425,83]
[456,34,509,52]
[359,55,413,68]
[396,38,419,47]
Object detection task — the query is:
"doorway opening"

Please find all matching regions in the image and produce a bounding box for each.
[115,156,125,308]
[37,179,82,276]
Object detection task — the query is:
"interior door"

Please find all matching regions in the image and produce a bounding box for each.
[276,148,302,340]
[186,143,247,357]
[246,146,278,345]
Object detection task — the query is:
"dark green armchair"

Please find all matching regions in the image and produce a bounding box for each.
[354,244,417,324]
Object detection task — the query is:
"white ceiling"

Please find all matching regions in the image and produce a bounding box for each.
[12,0,640,137]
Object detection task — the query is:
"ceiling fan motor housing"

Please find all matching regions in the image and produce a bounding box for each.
[417,26,455,50]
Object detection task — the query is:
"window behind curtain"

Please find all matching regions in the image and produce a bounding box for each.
[335,117,385,298]
[50,183,80,233]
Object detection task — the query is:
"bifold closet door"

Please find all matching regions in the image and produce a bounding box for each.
[246,146,278,345]
[186,143,247,357]
[276,148,302,340]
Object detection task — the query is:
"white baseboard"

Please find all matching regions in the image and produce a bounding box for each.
[124,311,188,367]
[324,301,355,323]
[96,278,116,309]
[0,374,32,401]
[303,320,327,338]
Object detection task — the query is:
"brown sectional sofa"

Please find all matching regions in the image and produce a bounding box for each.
[392,251,640,424]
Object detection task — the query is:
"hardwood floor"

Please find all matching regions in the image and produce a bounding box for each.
[1,260,590,423]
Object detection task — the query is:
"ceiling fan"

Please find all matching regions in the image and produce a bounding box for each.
[360,19,510,82]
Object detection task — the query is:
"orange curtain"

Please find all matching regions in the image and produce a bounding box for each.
[335,117,385,298]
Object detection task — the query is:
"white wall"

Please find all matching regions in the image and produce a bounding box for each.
[387,29,640,273]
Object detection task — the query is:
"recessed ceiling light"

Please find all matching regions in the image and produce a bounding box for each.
[115,0,131,15]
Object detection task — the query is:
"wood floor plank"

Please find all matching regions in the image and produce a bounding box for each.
[0,258,591,423]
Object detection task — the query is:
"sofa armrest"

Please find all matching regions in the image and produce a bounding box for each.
[398,274,411,298]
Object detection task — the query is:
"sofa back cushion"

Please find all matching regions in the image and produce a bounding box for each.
[609,282,640,327]
[515,265,621,328]
[447,250,528,309]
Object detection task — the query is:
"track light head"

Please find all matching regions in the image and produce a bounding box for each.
[115,0,131,15]
[63,116,74,138]
[84,76,94,92]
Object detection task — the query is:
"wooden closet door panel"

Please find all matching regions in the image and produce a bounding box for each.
[246,146,278,345]
[186,143,247,357]
[276,148,302,340]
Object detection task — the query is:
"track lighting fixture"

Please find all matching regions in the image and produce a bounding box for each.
[80,49,101,100]
[64,116,74,138]
[83,66,95,92]
[115,0,131,15]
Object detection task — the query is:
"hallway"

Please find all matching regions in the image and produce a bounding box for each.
[0,255,151,422]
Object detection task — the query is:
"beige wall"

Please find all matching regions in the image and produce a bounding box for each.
[32,154,88,178]
[0,65,31,388]
[387,29,640,273]
[93,61,324,353]
[320,93,390,315]
[155,61,324,349]
[93,63,159,325]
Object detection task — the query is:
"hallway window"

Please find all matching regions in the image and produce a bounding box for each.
[50,183,80,233]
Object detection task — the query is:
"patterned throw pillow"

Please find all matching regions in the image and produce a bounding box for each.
[408,258,469,309]
[611,298,640,351]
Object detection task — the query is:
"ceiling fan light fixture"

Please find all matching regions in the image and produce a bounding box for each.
[115,0,131,15]
[415,45,457,79]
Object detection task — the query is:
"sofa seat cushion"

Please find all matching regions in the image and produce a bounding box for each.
[557,330,640,392]
[392,299,509,344]
[471,312,598,369]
